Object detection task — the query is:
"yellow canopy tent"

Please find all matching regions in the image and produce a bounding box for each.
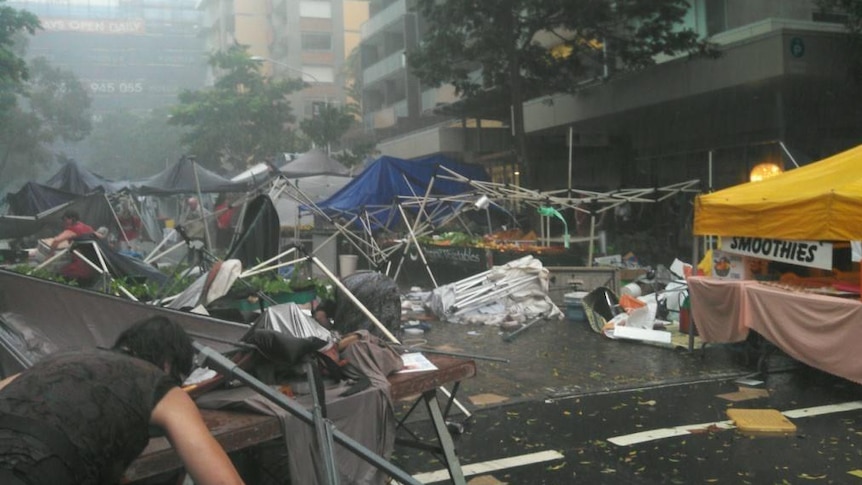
[694,144,862,241]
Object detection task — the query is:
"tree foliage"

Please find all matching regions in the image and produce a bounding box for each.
[299,103,355,152]
[169,45,305,173]
[408,0,713,186]
[0,57,92,188]
[0,0,40,113]
[82,108,185,180]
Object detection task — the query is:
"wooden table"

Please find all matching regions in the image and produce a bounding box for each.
[125,354,476,483]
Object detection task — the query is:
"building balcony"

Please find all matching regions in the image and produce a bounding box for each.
[363,99,408,130]
[361,0,406,39]
[363,50,406,86]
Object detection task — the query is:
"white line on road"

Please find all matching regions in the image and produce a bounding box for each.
[608,400,862,447]
[411,450,565,484]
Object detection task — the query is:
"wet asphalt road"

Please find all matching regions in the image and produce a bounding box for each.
[388,315,862,484]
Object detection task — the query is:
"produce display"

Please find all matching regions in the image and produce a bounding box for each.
[419,229,568,254]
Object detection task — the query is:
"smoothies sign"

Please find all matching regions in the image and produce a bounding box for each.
[720,237,832,270]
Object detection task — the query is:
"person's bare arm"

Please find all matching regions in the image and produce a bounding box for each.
[50,229,77,249]
[150,387,245,485]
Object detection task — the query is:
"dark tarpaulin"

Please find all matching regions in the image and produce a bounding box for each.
[44,159,125,194]
[132,157,252,195]
[73,236,169,288]
[5,182,82,216]
[0,269,250,377]
[0,192,116,240]
[333,271,401,338]
[226,194,280,269]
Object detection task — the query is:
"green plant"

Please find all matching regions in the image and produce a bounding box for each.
[240,269,334,301]
[109,277,154,301]
[8,264,79,287]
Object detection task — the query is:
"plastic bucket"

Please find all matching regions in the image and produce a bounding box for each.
[338,254,358,278]
[621,282,642,297]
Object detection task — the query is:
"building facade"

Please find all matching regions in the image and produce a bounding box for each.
[11,0,208,119]
[197,0,366,121]
[357,0,862,192]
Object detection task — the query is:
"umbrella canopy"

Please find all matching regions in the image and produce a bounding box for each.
[279,148,350,177]
[694,143,862,241]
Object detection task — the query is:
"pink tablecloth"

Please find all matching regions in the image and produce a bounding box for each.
[686,276,862,384]
[686,276,756,343]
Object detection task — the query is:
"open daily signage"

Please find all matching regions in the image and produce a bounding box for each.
[719,237,833,270]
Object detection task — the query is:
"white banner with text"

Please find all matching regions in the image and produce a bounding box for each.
[719,237,833,270]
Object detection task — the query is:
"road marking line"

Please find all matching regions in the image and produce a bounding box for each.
[608,400,862,447]
[412,450,565,484]
[608,421,736,446]
[782,400,862,418]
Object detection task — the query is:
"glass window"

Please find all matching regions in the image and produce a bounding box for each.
[300,1,332,19]
[301,32,332,51]
[705,0,726,37]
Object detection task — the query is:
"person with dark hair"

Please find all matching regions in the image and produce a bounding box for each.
[49,210,98,283]
[0,316,244,485]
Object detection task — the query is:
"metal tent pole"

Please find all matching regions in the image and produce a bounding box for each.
[194,343,420,485]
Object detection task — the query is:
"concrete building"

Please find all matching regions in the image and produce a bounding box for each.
[357,0,862,192]
[11,0,207,119]
[198,0,367,120]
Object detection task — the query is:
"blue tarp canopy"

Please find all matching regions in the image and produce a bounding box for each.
[314,155,489,229]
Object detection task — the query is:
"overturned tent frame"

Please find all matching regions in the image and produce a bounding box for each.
[302,164,701,289]
[0,269,423,485]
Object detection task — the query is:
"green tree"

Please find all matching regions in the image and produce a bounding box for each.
[0,0,40,113]
[83,108,185,180]
[299,103,354,152]
[169,45,305,173]
[408,0,713,187]
[0,57,92,188]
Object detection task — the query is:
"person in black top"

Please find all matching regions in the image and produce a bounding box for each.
[0,316,244,485]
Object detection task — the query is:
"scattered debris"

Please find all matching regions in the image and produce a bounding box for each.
[717,386,770,402]
[469,393,510,406]
[726,408,797,435]
[426,255,563,326]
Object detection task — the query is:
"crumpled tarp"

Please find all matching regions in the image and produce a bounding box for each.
[255,302,333,342]
[427,255,564,325]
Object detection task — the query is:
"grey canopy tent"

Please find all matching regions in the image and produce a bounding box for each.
[279,148,350,178]
[43,159,127,194]
[131,156,254,195]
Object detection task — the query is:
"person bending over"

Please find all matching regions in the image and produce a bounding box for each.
[0,316,244,485]
[49,210,99,283]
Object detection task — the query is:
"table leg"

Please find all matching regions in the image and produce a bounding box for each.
[421,390,466,485]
